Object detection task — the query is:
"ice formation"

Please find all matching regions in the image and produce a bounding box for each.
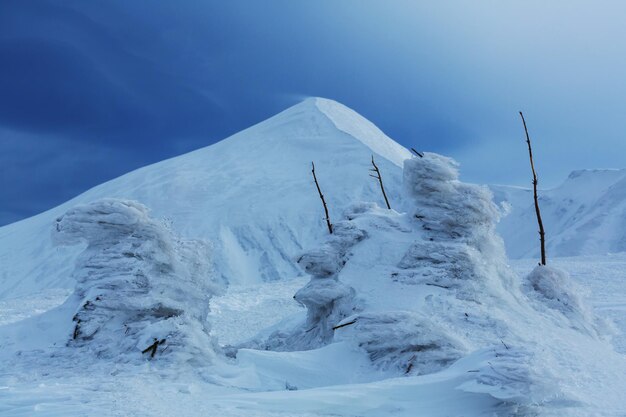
[243,214,367,352]
[240,152,603,410]
[53,199,224,363]
[523,265,600,336]
[0,98,623,416]
[396,153,510,296]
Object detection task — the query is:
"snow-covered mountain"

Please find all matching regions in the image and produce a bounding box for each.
[0,98,410,299]
[4,96,625,302]
[492,169,626,259]
[1,98,625,416]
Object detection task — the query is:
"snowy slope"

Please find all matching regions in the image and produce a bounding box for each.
[1,99,625,417]
[0,97,411,299]
[492,169,626,259]
[229,153,625,415]
[1,150,625,416]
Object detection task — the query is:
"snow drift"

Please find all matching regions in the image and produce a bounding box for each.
[53,199,224,362]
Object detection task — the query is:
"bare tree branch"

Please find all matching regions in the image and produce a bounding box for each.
[142,338,166,358]
[411,148,424,158]
[371,155,391,209]
[332,319,357,330]
[311,162,333,234]
[519,111,547,265]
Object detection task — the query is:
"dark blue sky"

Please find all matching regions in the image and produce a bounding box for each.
[2,0,626,225]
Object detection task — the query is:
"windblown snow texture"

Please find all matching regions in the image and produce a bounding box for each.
[242,151,605,411]
[398,153,507,294]
[522,265,602,337]
[242,213,367,352]
[0,99,624,417]
[54,199,224,362]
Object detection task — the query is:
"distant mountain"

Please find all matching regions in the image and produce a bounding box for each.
[492,169,626,259]
[0,98,411,299]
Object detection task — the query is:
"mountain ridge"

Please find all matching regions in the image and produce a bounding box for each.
[493,167,626,258]
[0,97,410,299]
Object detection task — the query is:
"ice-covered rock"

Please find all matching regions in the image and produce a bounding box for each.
[403,153,502,248]
[396,153,514,299]
[523,265,599,336]
[242,150,605,414]
[244,213,369,352]
[53,199,225,363]
[333,311,467,375]
[243,154,516,372]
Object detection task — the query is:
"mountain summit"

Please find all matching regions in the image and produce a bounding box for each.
[0,98,410,298]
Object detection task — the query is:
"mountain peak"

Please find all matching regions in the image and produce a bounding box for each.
[312,98,412,167]
[253,97,411,167]
[0,97,411,297]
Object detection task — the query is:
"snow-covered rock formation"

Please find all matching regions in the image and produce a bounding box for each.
[53,199,224,362]
[522,264,601,337]
[1,98,625,416]
[247,209,369,352]
[241,151,606,411]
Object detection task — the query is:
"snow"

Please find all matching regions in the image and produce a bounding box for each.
[0,98,625,416]
[315,98,413,167]
[52,198,224,363]
[522,265,599,336]
[0,97,409,300]
[493,168,626,259]
[0,289,71,326]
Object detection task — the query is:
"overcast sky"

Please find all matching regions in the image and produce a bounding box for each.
[2,0,626,225]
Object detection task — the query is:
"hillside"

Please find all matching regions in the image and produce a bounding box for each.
[1,99,625,416]
[492,169,626,259]
[0,98,410,299]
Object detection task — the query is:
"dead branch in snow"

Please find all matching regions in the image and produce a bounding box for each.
[370,155,391,209]
[311,162,333,234]
[519,111,547,265]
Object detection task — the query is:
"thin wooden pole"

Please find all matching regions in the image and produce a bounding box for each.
[519,112,546,265]
[311,162,333,234]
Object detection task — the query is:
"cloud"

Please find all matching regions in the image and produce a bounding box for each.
[3,0,626,224]
[0,127,141,223]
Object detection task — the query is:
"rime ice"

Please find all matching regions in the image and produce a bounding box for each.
[54,199,224,362]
